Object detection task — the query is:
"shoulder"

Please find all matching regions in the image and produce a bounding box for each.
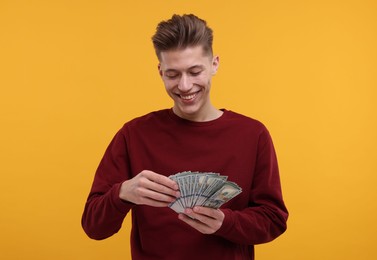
[223,110,268,133]
[119,109,170,132]
[224,110,276,148]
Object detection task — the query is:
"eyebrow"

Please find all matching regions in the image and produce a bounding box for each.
[164,65,205,73]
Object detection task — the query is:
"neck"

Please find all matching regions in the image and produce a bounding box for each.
[173,106,223,122]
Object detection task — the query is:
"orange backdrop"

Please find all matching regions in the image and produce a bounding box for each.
[1,0,376,259]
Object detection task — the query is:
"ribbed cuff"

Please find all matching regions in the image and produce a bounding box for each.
[214,208,235,236]
[111,182,134,214]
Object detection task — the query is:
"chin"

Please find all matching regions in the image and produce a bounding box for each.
[175,106,199,118]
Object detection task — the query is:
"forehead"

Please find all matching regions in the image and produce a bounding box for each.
[159,46,211,70]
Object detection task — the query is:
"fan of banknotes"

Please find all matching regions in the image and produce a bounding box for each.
[168,171,242,214]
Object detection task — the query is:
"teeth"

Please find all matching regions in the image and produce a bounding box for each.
[180,93,196,100]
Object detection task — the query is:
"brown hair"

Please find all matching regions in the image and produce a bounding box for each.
[152,14,213,60]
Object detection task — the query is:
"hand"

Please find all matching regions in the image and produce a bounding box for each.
[178,206,225,234]
[119,170,180,207]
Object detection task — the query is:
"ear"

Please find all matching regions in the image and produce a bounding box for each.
[212,55,219,75]
[158,63,163,77]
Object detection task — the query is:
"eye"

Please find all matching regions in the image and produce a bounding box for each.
[165,72,179,79]
[190,70,202,76]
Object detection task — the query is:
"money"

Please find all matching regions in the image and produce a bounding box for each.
[168,171,242,214]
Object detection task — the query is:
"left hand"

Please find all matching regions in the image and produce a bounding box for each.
[178,206,224,234]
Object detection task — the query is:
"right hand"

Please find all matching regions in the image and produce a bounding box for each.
[119,170,180,207]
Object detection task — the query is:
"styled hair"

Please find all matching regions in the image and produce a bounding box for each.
[152,14,213,60]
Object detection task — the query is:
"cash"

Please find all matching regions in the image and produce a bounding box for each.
[168,171,242,214]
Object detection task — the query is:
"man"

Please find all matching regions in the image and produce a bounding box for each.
[82,14,288,259]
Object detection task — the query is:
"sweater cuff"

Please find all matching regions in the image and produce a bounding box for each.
[111,182,134,214]
[214,208,235,236]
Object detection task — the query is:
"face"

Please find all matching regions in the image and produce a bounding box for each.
[158,46,219,121]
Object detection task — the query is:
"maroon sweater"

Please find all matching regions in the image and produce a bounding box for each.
[82,109,288,260]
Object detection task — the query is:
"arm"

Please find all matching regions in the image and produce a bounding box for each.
[178,129,288,245]
[215,129,288,244]
[81,130,133,240]
[81,129,180,240]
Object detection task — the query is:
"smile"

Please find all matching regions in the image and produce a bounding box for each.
[178,91,200,101]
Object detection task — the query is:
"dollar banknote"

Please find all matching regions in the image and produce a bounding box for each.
[168,171,242,214]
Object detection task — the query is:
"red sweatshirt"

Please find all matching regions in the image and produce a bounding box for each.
[82,109,288,260]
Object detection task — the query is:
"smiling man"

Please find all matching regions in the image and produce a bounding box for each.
[82,14,288,260]
[159,46,220,121]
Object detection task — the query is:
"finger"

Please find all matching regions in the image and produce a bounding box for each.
[140,196,172,207]
[183,208,209,224]
[183,208,214,227]
[144,179,180,198]
[185,207,215,222]
[192,206,223,220]
[143,171,179,191]
[142,187,177,203]
[178,213,200,225]
[178,213,212,234]
[183,207,224,233]
[183,208,198,220]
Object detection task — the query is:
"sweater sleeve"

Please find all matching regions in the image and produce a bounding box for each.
[81,128,134,240]
[214,129,288,245]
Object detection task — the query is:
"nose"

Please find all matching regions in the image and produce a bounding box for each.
[178,74,192,92]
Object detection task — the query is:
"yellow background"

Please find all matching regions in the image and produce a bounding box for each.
[1,0,376,259]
